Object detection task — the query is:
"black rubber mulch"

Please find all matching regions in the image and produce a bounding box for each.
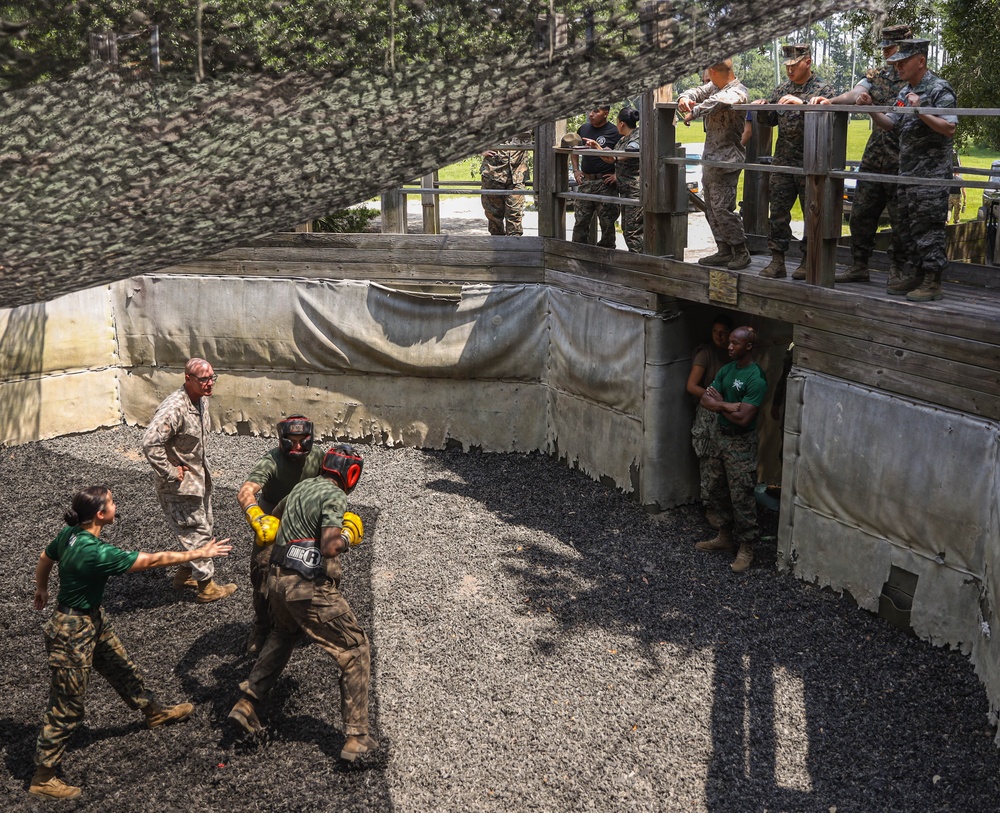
[1,426,998,812]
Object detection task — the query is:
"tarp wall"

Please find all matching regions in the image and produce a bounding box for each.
[0,287,120,445]
[777,371,1000,732]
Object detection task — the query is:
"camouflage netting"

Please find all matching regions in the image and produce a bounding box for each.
[0,0,871,309]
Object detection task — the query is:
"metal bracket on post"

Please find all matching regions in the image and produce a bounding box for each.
[803,109,847,287]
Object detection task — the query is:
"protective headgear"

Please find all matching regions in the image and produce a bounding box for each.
[321,444,364,493]
[277,415,314,459]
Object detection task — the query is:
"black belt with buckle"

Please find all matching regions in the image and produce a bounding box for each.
[57,603,100,617]
[719,424,753,437]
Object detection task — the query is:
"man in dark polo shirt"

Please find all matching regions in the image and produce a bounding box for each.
[571,104,621,247]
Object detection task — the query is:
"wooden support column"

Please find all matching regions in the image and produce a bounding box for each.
[741,110,772,240]
[803,109,847,287]
[643,94,685,258]
[381,190,407,234]
[536,122,567,239]
[421,171,440,234]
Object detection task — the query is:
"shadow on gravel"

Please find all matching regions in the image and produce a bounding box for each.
[427,447,1000,812]
[0,442,393,813]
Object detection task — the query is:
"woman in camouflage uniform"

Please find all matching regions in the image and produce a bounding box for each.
[29,486,232,800]
[585,107,643,252]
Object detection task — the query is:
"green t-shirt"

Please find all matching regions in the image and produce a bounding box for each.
[710,360,768,430]
[44,526,139,611]
[247,446,325,511]
[274,477,347,548]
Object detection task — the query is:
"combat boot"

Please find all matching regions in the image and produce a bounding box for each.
[695,528,735,552]
[727,243,751,270]
[759,252,786,279]
[731,543,754,572]
[886,260,906,291]
[228,695,264,735]
[195,579,238,604]
[791,253,808,280]
[906,272,943,302]
[172,565,197,590]
[835,261,870,283]
[28,767,82,800]
[887,272,923,295]
[698,244,733,266]
[341,734,380,763]
[145,701,194,728]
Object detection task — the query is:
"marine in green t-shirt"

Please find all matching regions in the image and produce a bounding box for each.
[44,526,139,611]
[246,445,324,511]
[710,358,768,430]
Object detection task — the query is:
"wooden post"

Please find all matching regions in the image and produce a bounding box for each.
[742,110,772,240]
[381,190,407,234]
[803,109,847,287]
[536,122,567,239]
[421,171,440,234]
[643,93,684,258]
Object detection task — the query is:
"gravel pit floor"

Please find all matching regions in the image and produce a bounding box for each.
[1,426,998,812]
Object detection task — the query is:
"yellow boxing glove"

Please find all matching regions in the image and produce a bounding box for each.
[246,504,280,546]
[342,511,364,547]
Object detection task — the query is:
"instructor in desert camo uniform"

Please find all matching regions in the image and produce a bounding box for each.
[143,357,237,603]
[753,44,834,280]
[29,486,232,800]
[811,24,911,289]
[237,414,325,655]
[229,444,378,763]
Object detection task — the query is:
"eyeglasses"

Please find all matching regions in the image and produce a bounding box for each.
[189,374,218,383]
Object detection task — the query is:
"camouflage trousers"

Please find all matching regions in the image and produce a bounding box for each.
[850,179,903,265]
[245,568,371,736]
[35,608,155,769]
[702,166,746,247]
[481,176,525,236]
[768,170,807,254]
[896,184,949,276]
[573,176,620,247]
[155,486,214,581]
[618,178,643,252]
[700,428,759,545]
[249,543,275,642]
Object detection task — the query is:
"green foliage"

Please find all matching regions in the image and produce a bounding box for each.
[313,206,379,233]
[941,0,1000,151]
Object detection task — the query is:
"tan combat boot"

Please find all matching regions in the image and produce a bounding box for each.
[759,252,786,279]
[172,565,197,590]
[906,272,943,302]
[731,543,754,572]
[727,243,751,270]
[695,528,735,552]
[341,734,380,762]
[228,696,264,735]
[145,701,194,728]
[887,272,923,295]
[835,261,870,283]
[195,579,238,604]
[698,244,734,266]
[885,260,906,292]
[28,767,82,800]
[791,253,809,280]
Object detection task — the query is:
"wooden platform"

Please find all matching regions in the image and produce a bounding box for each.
[542,238,1000,420]
[174,232,1000,421]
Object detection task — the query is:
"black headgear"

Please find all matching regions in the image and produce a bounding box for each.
[277,415,314,459]
[321,444,364,493]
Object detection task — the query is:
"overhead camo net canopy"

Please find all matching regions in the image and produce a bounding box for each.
[0,0,871,309]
